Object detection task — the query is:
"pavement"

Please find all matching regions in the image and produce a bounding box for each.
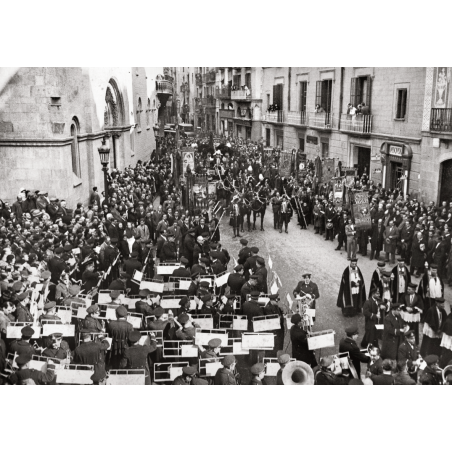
[217,204,452,383]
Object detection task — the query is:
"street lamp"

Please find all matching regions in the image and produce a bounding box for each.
[97,137,111,207]
[153,126,160,158]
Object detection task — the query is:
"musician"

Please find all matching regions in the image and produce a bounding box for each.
[227,265,245,295]
[9,325,36,358]
[175,313,198,340]
[191,256,210,277]
[398,330,421,382]
[271,191,282,230]
[253,257,268,293]
[370,359,395,385]
[279,194,291,234]
[314,356,346,385]
[108,271,128,291]
[172,256,191,278]
[237,238,251,265]
[15,290,34,322]
[173,366,199,385]
[290,313,317,367]
[339,326,371,376]
[200,338,221,360]
[47,246,68,284]
[8,354,56,385]
[240,274,258,304]
[73,329,110,384]
[83,304,105,333]
[362,293,385,348]
[214,355,237,385]
[243,246,260,280]
[419,354,442,385]
[160,232,177,262]
[264,294,285,356]
[41,332,71,363]
[292,272,320,311]
[82,261,102,293]
[275,354,290,385]
[249,362,265,385]
[39,301,62,323]
[106,305,134,369]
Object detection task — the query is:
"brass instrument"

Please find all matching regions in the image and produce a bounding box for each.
[442,364,452,384]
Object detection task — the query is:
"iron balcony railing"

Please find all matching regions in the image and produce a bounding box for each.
[265,111,284,123]
[231,88,252,100]
[309,112,336,129]
[431,108,452,132]
[340,114,372,134]
[286,111,308,126]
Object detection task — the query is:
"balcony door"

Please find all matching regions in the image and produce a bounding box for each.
[440,159,452,204]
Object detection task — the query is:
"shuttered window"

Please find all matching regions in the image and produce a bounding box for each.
[350,76,372,111]
[396,88,407,119]
[272,84,283,108]
[300,81,307,112]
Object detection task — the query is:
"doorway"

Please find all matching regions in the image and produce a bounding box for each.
[390,161,403,190]
[355,146,370,177]
[440,159,452,203]
[266,128,271,146]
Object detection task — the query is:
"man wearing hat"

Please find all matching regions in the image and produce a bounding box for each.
[214,355,237,385]
[15,290,34,322]
[9,325,36,357]
[172,256,191,278]
[175,313,198,341]
[73,329,110,384]
[106,305,134,368]
[187,272,201,297]
[254,257,268,293]
[124,251,143,279]
[237,238,251,265]
[249,362,265,385]
[173,366,198,385]
[243,246,260,280]
[108,271,128,291]
[39,301,62,323]
[82,261,103,293]
[314,356,346,385]
[370,218,385,261]
[181,228,196,268]
[290,313,317,367]
[201,338,221,360]
[390,258,411,304]
[8,354,56,385]
[339,326,371,376]
[82,304,105,333]
[370,359,395,385]
[120,330,157,385]
[276,353,290,385]
[337,259,366,318]
[41,332,71,364]
[292,272,319,312]
[279,194,292,234]
[362,293,386,348]
[381,303,409,360]
[191,256,209,277]
[227,265,245,295]
[135,289,154,317]
[419,355,442,385]
[230,195,242,238]
[420,297,447,358]
[399,282,423,344]
[161,232,177,262]
[398,330,421,382]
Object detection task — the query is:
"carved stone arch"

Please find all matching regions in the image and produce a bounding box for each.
[104,78,125,127]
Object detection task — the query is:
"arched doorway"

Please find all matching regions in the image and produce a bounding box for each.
[440,159,452,203]
[104,79,124,169]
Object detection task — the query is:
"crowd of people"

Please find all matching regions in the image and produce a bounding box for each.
[0,133,451,385]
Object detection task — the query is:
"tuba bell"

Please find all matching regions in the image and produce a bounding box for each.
[442,364,452,384]
[281,360,314,385]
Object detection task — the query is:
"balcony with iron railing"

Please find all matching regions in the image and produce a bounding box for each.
[265,111,284,123]
[309,112,336,130]
[431,108,452,133]
[340,114,372,135]
[215,86,231,99]
[286,111,308,126]
[156,80,173,95]
[231,88,252,101]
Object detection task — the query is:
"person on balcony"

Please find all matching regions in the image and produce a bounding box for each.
[361,103,370,115]
[315,104,325,113]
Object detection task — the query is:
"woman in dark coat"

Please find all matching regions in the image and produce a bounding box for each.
[410,231,426,276]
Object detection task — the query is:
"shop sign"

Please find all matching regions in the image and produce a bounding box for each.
[389,145,403,156]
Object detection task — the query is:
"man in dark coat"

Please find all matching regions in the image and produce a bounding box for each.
[243,246,260,280]
[48,247,68,284]
[227,265,246,295]
[290,313,317,367]
[381,303,408,360]
[339,326,371,377]
[336,259,366,317]
[361,293,386,348]
[82,262,102,293]
[214,355,237,385]
[398,330,421,382]
[237,238,251,265]
[124,251,143,278]
[172,257,191,278]
[440,312,452,368]
[242,290,264,332]
[370,359,395,385]
[254,257,268,293]
[73,330,110,384]
[106,305,134,369]
[370,219,385,261]
[264,294,285,356]
[368,261,386,298]
[182,229,196,267]
[399,282,423,344]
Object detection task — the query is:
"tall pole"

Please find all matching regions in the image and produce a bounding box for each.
[174,68,180,189]
[102,165,109,206]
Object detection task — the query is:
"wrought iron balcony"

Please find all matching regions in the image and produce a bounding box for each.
[286,111,308,126]
[215,86,231,99]
[431,108,452,133]
[265,111,284,123]
[340,114,372,134]
[309,112,335,130]
[156,80,173,95]
[231,88,252,101]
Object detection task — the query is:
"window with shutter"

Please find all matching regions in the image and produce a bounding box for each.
[365,75,372,111]
[321,80,332,113]
[396,89,407,119]
[350,78,357,108]
[315,81,322,109]
[300,81,307,112]
[245,73,251,88]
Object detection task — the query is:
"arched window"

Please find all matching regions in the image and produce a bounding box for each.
[137,97,142,131]
[104,79,124,127]
[146,98,150,128]
[70,118,81,177]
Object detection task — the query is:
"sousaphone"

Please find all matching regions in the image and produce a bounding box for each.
[282,360,314,385]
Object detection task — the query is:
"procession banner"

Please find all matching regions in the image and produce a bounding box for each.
[333,180,344,205]
[298,153,307,179]
[182,149,195,176]
[279,150,293,177]
[351,191,371,229]
[207,182,217,201]
[343,167,357,188]
[321,158,335,184]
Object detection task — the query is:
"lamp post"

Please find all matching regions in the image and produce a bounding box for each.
[153,126,159,159]
[97,137,111,207]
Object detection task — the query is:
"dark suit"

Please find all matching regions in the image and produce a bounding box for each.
[227,273,245,294]
[339,337,370,376]
[362,297,382,347]
[73,340,109,383]
[370,373,395,385]
[82,270,101,293]
[381,312,406,360]
[370,223,385,260]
